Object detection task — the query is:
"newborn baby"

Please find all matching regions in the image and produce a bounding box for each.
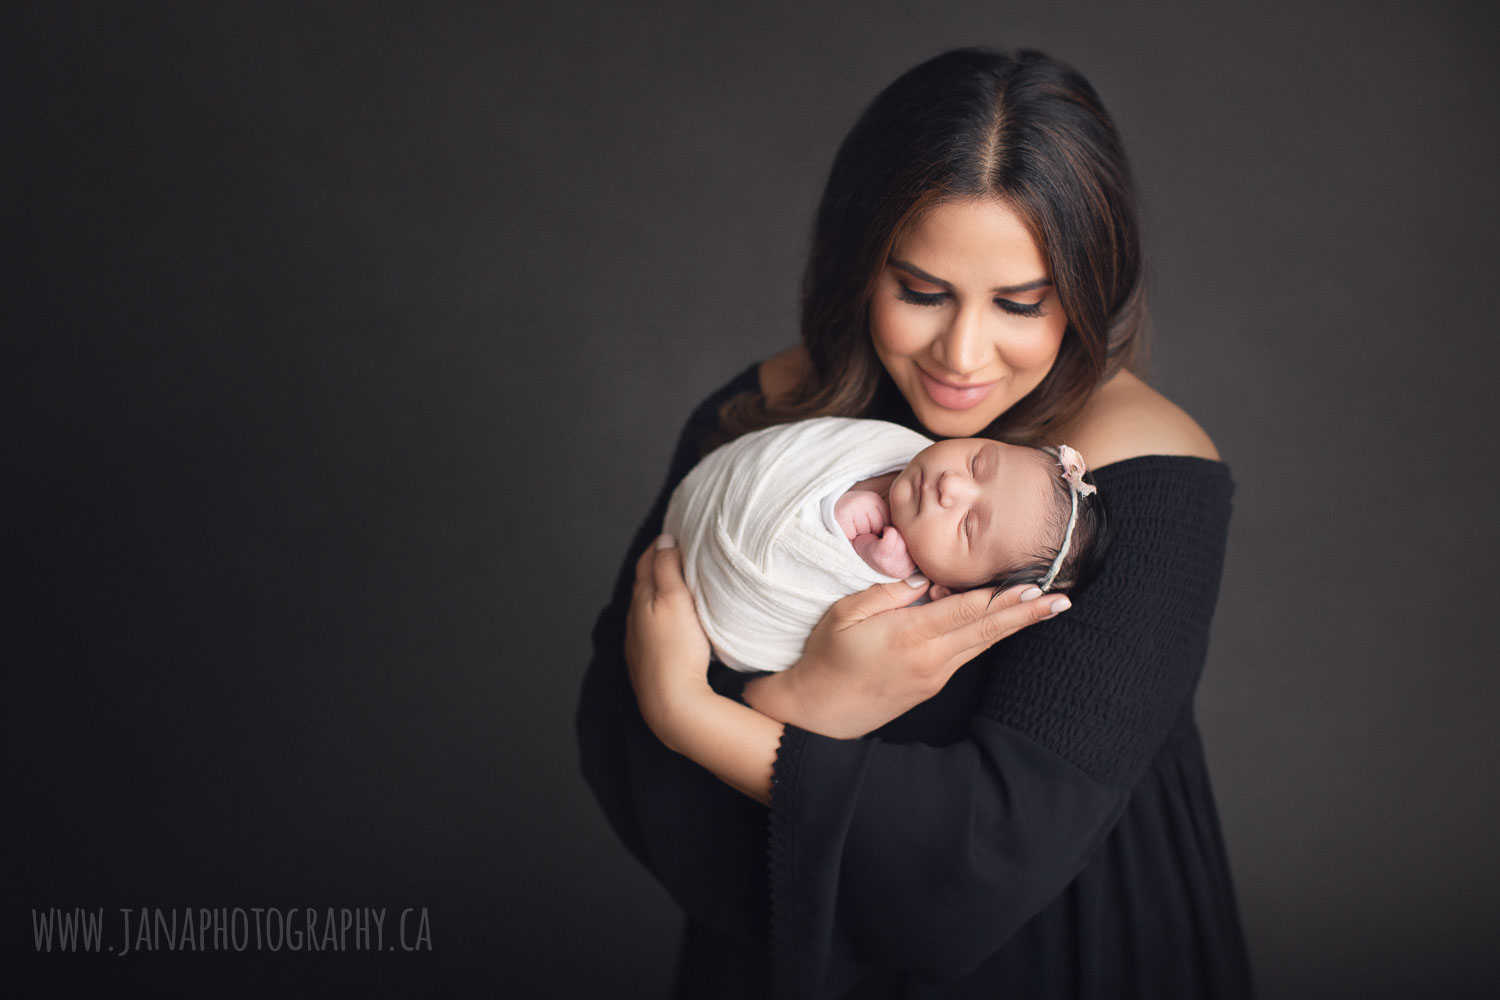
[664,416,1103,672]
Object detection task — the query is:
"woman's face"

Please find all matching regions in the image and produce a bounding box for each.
[869,197,1068,439]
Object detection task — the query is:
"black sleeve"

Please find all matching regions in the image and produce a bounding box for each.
[767,457,1235,997]
[575,366,773,940]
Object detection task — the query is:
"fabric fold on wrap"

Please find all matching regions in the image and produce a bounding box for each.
[663,416,932,673]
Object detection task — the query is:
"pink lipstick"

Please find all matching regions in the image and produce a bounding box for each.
[918,368,996,411]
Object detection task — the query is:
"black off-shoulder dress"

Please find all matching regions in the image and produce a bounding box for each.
[577,364,1254,999]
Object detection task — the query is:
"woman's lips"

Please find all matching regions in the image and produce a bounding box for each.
[918,368,996,410]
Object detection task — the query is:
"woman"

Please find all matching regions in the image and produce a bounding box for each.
[578,48,1252,998]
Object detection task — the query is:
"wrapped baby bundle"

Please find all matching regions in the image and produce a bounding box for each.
[663,416,931,672]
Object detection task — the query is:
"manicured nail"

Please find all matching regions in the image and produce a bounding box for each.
[904,573,928,588]
[655,534,677,550]
[1019,587,1043,602]
[1048,596,1071,614]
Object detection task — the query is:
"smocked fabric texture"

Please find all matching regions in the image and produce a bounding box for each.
[663,416,931,672]
[577,365,1253,999]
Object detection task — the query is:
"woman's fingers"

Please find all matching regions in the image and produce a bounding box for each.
[649,534,689,599]
[634,534,695,613]
[829,574,931,627]
[922,584,1071,660]
[633,538,660,599]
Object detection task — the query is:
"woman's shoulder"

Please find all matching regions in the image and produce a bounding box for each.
[1057,370,1220,469]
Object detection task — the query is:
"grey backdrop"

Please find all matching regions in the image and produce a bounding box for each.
[7,2,1498,997]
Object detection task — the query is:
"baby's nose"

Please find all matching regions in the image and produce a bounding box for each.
[938,471,977,507]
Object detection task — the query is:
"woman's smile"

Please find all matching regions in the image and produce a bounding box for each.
[917,367,998,411]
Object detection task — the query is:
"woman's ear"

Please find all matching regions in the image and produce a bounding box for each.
[928,583,953,600]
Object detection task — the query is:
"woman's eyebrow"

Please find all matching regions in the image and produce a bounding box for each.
[993,276,1053,294]
[889,257,1052,295]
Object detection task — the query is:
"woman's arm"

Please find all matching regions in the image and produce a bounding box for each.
[625,536,782,805]
[577,367,778,938]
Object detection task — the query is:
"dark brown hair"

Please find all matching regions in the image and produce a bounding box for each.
[720,48,1148,445]
[979,447,1109,595]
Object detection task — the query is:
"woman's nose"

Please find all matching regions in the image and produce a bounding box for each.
[938,305,990,375]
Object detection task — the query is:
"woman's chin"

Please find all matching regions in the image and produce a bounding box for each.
[913,403,1000,439]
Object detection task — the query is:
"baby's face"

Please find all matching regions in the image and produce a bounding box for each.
[888,438,1056,589]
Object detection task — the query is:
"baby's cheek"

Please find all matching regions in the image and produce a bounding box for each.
[904,537,980,590]
[887,503,910,535]
[900,532,938,578]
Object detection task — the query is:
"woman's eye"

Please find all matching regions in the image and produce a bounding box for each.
[897,285,947,307]
[996,297,1045,318]
[899,283,1044,317]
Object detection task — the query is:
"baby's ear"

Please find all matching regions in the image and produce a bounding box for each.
[928,583,954,600]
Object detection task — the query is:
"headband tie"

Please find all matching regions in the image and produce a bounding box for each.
[1038,444,1097,592]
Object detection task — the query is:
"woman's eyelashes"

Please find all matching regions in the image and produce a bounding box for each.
[895,285,947,308]
[997,299,1045,318]
[894,283,1046,318]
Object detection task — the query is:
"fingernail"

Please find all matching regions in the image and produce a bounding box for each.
[904,573,928,588]
[1048,596,1071,614]
[655,534,677,550]
[1019,587,1043,603]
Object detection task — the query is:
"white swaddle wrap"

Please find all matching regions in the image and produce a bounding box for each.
[663,416,931,672]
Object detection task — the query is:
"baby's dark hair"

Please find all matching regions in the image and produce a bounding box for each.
[982,446,1110,595]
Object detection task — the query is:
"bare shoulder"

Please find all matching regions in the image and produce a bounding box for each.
[1057,370,1220,467]
[757,344,810,404]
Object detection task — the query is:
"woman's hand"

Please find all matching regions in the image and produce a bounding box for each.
[744,578,1071,739]
[625,535,713,749]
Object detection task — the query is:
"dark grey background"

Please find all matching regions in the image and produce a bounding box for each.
[7,2,1498,997]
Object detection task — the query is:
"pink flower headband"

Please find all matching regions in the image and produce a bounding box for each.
[1039,444,1097,592]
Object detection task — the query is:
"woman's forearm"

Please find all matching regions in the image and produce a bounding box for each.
[742,668,868,740]
[626,535,784,806]
[650,685,782,805]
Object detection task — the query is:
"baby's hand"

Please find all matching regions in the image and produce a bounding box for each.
[834,490,889,539]
[836,490,917,578]
[851,526,917,580]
